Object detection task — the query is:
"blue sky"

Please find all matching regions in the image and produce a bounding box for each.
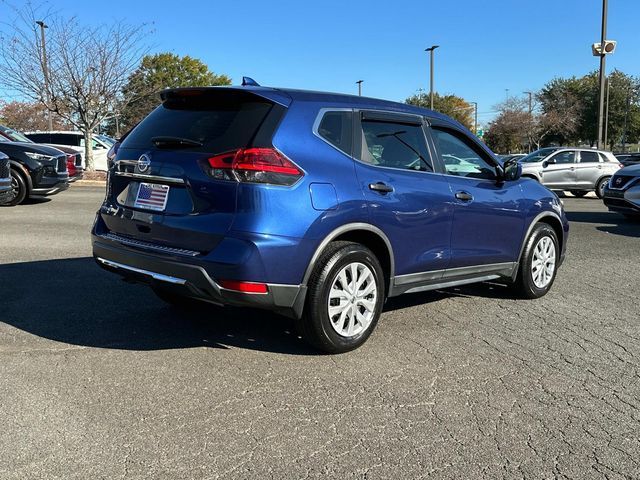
[2,0,639,125]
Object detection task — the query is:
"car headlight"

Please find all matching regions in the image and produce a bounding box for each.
[25,152,55,162]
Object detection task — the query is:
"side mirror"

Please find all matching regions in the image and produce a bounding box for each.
[503,159,522,181]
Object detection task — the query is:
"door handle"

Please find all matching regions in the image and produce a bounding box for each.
[455,191,473,202]
[369,182,394,194]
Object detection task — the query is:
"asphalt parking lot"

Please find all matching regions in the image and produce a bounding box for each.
[1,186,639,479]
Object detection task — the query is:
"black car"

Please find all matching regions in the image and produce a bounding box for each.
[0,152,12,204]
[0,136,69,205]
[614,152,640,167]
[602,164,640,218]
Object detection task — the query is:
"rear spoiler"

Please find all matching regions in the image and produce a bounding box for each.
[160,86,292,108]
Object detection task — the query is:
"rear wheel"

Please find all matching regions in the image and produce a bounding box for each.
[296,241,385,354]
[513,223,559,299]
[7,169,27,206]
[595,177,611,199]
[570,190,588,198]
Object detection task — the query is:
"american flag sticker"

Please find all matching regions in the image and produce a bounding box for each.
[134,183,170,211]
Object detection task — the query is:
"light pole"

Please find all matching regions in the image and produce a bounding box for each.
[524,91,533,152]
[425,45,439,110]
[356,80,363,96]
[470,102,478,135]
[596,0,608,149]
[36,20,52,131]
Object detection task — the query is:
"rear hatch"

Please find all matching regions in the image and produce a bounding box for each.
[99,88,288,254]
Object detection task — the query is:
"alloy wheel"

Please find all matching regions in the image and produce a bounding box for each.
[327,262,377,338]
[531,236,556,289]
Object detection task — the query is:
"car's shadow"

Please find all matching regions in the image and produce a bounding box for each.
[1,258,527,354]
[565,210,639,237]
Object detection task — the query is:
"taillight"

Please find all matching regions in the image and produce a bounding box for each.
[207,148,303,186]
[219,280,268,294]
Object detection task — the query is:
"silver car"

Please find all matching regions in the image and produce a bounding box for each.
[519,147,622,198]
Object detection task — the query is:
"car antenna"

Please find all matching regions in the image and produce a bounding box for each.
[242,76,260,87]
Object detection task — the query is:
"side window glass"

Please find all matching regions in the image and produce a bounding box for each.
[317,111,352,155]
[431,127,496,180]
[359,119,433,172]
[549,151,575,164]
[579,151,599,163]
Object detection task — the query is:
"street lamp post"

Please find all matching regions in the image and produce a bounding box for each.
[36,20,52,131]
[356,80,363,96]
[524,91,533,152]
[597,0,608,150]
[471,102,478,135]
[425,45,439,110]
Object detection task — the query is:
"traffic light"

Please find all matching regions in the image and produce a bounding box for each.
[592,40,617,56]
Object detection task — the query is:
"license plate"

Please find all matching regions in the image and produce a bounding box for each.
[134,182,170,211]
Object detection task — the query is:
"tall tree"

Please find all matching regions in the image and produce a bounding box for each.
[405,92,475,131]
[0,100,69,131]
[115,53,231,135]
[0,4,148,170]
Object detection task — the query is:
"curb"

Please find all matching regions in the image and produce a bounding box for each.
[72,180,107,186]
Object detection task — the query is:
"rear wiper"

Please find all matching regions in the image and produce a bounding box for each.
[151,136,203,148]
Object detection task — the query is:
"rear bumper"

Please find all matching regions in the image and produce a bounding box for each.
[92,235,307,318]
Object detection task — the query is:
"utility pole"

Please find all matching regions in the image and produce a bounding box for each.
[425,45,439,110]
[356,80,363,97]
[604,77,610,149]
[36,20,52,131]
[596,0,608,149]
[524,91,533,152]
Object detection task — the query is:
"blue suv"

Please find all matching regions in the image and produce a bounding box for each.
[92,84,569,353]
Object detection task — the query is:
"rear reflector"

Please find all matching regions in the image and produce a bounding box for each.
[219,280,269,294]
[207,148,303,186]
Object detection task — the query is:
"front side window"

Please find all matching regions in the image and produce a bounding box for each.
[579,151,599,163]
[549,151,575,164]
[359,119,433,172]
[431,127,496,180]
[317,111,352,155]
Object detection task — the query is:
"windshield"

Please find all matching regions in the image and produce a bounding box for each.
[519,148,560,163]
[96,134,116,146]
[0,126,33,143]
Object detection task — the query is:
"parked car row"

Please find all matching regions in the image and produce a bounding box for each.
[0,125,114,206]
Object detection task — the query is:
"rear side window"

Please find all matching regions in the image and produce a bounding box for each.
[579,151,599,163]
[122,91,274,154]
[26,133,49,143]
[359,119,433,172]
[317,111,352,155]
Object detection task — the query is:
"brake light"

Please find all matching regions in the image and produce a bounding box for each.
[219,280,268,294]
[207,148,303,186]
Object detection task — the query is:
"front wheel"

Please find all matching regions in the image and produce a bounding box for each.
[595,177,611,199]
[7,169,27,206]
[296,241,385,354]
[513,223,560,299]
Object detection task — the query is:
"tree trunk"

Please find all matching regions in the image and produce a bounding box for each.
[83,129,94,171]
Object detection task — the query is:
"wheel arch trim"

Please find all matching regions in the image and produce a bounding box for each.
[301,223,395,286]
[517,211,564,268]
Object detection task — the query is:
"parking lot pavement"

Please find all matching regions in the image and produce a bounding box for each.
[1,185,639,479]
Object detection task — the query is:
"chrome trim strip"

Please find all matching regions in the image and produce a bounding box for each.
[96,257,187,285]
[98,232,200,257]
[113,171,185,184]
[302,223,396,285]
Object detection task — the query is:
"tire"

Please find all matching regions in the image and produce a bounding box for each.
[513,223,560,299]
[296,241,385,354]
[595,177,611,199]
[570,190,588,198]
[7,168,27,206]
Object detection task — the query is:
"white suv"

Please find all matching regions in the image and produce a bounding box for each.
[24,131,111,171]
[519,147,622,198]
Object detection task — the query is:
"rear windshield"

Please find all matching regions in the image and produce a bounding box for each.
[121,91,274,153]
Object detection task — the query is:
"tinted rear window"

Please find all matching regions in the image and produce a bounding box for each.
[121,91,274,153]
